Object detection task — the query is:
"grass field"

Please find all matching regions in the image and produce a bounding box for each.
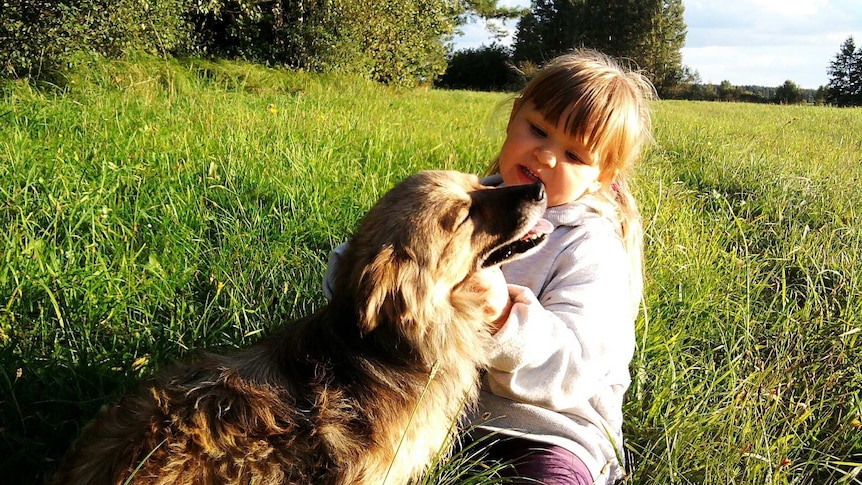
[1,55,861,484]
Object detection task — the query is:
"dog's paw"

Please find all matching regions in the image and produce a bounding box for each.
[463,267,512,328]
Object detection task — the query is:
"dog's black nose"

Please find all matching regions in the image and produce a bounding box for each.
[530,182,545,202]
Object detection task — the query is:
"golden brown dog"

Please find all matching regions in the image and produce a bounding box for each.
[51,170,549,485]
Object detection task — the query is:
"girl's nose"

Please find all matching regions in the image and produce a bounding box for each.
[535,148,556,168]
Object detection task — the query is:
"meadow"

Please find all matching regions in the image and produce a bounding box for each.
[1,56,860,484]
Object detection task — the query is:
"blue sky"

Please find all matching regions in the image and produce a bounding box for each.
[453,0,862,89]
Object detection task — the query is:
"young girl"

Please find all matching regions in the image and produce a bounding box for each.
[324,49,653,484]
[463,49,654,485]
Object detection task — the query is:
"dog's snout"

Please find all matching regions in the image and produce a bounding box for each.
[476,181,546,208]
[530,182,545,202]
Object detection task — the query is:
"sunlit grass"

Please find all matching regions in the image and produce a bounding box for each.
[630,100,862,484]
[1,56,860,484]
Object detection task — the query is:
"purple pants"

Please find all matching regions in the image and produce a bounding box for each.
[483,436,593,485]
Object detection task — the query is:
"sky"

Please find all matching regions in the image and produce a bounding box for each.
[453,0,862,89]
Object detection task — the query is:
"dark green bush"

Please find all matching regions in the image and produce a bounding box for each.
[437,44,523,92]
[2,0,462,87]
[330,0,459,86]
[1,0,193,79]
[190,0,458,87]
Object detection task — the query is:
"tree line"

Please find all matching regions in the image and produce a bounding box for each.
[440,0,687,98]
[439,7,860,107]
[666,36,861,106]
[2,0,687,93]
[438,45,821,105]
[2,0,510,87]
[3,0,860,106]
[663,78,823,104]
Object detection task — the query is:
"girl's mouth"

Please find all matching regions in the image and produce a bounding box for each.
[520,166,541,184]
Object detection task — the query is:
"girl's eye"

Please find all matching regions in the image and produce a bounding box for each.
[566,151,583,163]
[530,124,547,137]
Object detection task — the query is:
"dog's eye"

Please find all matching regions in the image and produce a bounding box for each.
[441,203,471,232]
[458,205,473,228]
[451,204,472,231]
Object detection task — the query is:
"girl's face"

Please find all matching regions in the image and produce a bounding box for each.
[498,101,605,207]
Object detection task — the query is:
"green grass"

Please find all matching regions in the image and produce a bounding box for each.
[1,55,860,484]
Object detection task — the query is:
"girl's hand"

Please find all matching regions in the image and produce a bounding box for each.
[466,267,513,332]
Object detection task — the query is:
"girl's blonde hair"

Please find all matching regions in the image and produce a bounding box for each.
[488,49,655,300]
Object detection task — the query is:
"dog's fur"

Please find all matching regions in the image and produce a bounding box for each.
[51,170,547,485]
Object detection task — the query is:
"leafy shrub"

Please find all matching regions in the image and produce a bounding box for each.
[191,0,458,87]
[3,0,461,87]
[437,44,523,92]
[1,0,193,79]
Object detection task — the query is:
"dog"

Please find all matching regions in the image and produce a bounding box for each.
[51,170,549,485]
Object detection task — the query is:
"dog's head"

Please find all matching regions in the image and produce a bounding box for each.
[333,170,549,357]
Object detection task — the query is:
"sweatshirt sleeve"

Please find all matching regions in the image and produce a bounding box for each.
[484,228,636,412]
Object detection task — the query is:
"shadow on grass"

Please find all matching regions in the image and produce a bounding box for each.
[0,347,137,484]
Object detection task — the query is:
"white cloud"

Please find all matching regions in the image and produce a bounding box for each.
[497,0,529,7]
[682,45,834,87]
[453,15,520,50]
[682,0,862,87]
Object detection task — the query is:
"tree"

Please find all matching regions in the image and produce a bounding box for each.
[511,0,687,96]
[717,80,738,102]
[814,85,829,105]
[827,36,862,107]
[1,0,192,79]
[461,0,527,22]
[437,44,523,91]
[630,0,687,94]
[187,0,463,87]
[774,80,803,104]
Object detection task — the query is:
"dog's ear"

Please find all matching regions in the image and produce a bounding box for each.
[355,245,440,337]
[357,245,403,334]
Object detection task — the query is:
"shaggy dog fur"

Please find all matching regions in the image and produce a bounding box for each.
[51,170,548,485]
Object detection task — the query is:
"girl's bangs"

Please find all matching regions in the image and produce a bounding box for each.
[528,74,634,169]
